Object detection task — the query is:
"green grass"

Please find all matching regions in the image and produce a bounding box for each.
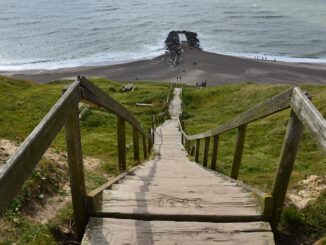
[182,83,326,239]
[0,76,170,244]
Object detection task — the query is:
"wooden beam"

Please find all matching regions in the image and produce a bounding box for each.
[290,87,326,155]
[211,135,219,171]
[0,80,81,217]
[117,116,126,171]
[231,124,247,179]
[195,139,200,163]
[132,126,140,163]
[65,98,87,240]
[79,76,145,137]
[187,88,293,140]
[147,128,152,155]
[203,137,210,167]
[271,110,304,230]
[142,135,148,159]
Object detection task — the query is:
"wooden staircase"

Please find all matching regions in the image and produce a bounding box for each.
[82,88,274,244]
[0,77,325,244]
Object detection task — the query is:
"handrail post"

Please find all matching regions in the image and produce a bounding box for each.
[211,135,219,171]
[142,135,148,159]
[231,124,247,179]
[64,100,87,240]
[195,139,200,162]
[271,110,303,230]
[203,137,210,167]
[147,128,152,155]
[117,116,126,171]
[132,126,140,163]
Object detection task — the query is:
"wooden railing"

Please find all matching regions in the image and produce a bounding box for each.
[0,76,153,240]
[179,86,326,230]
[152,83,173,129]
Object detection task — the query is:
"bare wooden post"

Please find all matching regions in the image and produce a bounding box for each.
[147,128,152,155]
[203,137,210,167]
[271,110,304,230]
[132,126,140,163]
[195,139,200,162]
[211,135,219,171]
[152,115,155,130]
[190,145,195,156]
[117,116,126,171]
[231,124,247,179]
[65,102,87,240]
[142,135,148,159]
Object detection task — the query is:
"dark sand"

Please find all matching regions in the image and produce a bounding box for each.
[1,45,326,85]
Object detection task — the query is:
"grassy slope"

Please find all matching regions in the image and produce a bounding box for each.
[182,83,326,240]
[0,76,170,244]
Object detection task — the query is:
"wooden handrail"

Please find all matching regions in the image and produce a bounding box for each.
[179,86,326,230]
[0,76,152,240]
[182,87,293,140]
[0,80,81,217]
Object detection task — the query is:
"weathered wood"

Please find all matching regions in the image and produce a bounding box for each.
[82,218,274,245]
[211,134,219,171]
[195,139,200,162]
[271,110,304,230]
[117,116,126,171]
[142,135,148,159]
[202,137,210,167]
[0,80,81,217]
[147,128,152,155]
[87,165,141,213]
[132,126,140,162]
[186,88,293,140]
[79,76,145,137]
[231,124,247,179]
[290,87,326,154]
[65,99,87,240]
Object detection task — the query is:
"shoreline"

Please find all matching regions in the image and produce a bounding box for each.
[1,45,326,85]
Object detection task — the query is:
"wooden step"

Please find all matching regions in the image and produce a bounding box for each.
[94,190,263,222]
[82,218,274,244]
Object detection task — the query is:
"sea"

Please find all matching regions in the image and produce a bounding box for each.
[1,0,326,71]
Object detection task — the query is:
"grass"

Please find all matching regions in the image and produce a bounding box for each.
[0,75,170,244]
[181,83,326,240]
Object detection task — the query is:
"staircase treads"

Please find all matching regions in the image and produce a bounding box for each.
[82,218,274,245]
[95,190,262,222]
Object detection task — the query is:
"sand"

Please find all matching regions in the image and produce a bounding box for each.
[1,44,326,85]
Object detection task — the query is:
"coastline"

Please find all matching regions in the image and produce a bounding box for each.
[1,45,326,85]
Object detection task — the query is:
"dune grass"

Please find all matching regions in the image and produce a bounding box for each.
[0,76,170,244]
[181,83,326,240]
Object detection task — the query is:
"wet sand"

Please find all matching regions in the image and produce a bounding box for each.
[1,45,326,85]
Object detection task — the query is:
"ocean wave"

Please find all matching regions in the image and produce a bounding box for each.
[252,15,284,19]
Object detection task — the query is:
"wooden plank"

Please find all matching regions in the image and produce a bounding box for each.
[87,165,141,213]
[82,218,274,245]
[193,161,273,217]
[195,139,200,162]
[0,80,81,217]
[211,135,219,171]
[96,190,262,222]
[79,76,145,137]
[230,124,247,179]
[132,126,140,162]
[202,137,210,167]
[65,99,87,240]
[271,110,304,230]
[117,116,126,171]
[290,87,326,154]
[187,88,293,140]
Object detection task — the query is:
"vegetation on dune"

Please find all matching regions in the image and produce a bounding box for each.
[182,83,326,241]
[0,76,170,244]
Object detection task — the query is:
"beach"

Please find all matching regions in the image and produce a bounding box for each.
[2,45,326,85]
